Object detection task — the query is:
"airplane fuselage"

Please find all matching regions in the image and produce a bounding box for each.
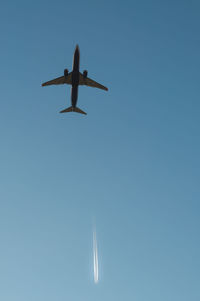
[71,46,80,108]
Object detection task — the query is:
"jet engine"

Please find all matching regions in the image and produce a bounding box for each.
[64,69,68,78]
[83,70,88,78]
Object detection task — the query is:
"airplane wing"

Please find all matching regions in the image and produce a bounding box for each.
[79,72,108,91]
[42,73,72,87]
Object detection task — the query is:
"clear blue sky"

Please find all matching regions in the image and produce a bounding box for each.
[0,0,199,300]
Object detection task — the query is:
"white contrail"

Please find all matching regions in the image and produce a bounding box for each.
[93,228,99,284]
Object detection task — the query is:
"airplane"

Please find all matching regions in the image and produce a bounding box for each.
[42,45,108,115]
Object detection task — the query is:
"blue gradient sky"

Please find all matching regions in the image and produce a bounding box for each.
[0,0,200,300]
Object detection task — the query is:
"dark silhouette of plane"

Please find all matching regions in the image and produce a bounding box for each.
[42,45,108,115]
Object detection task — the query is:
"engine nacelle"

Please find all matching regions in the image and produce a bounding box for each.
[64,69,68,78]
[83,70,88,78]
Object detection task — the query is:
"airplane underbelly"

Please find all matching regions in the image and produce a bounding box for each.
[71,86,78,107]
[72,71,79,86]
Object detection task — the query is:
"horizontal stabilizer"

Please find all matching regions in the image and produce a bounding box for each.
[60,106,87,115]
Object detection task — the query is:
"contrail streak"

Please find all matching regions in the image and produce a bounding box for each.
[93,228,99,284]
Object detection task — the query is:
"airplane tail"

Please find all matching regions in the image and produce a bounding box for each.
[60,106,87,115]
